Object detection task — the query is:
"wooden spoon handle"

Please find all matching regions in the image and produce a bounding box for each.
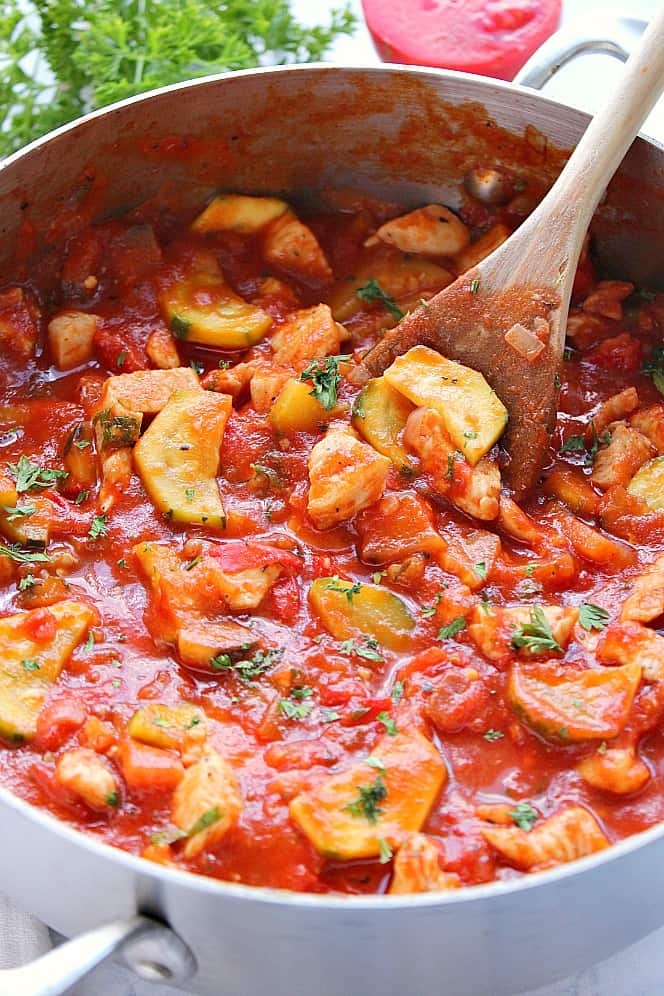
[517,8,664,282]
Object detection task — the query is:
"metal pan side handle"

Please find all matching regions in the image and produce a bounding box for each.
[515,14,646,90]
[0,915,196,996]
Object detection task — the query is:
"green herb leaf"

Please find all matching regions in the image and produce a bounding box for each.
[21,658,40,670]
[509,801,538,832]
[89,514,108,540]
[484,729,504,741]
[474,561,487,581]
[560,435,585,454]
[321,708,341,723]
[0,543,50,565]
[437,616,466,641]
[324,575,362,604]
[365,755,386,773]
[278,696,313,721]
[376,711,398,736]
[391,680,404,704]
[579,602,610,632]
[8,455,67,492]
[469,277,480,294]
[75,490,89,505]
[511,606,563,654]
[337,638,383,662]
[1,504,35,521]
[344,775,387,824]
[377,836,393,863]
[299,354,351,411]
[189,806,221,836]
[356,278,403,321]
[18,573,35,591]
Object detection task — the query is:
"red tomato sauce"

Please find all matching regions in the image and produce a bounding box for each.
[0,177,663,896]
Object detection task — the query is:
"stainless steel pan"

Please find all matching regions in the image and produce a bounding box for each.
[1,20,664,996]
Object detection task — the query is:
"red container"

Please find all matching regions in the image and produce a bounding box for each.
[362,0,562,81]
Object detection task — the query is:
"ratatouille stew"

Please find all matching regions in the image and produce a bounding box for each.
[0,176,663,895]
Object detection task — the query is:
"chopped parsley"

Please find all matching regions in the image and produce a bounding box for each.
[21,658,40,670]
[509,801,538,832]
[391,680,404,704]
[338,638,383,662]
[437,616,466,641]
[183,555,202,571]
[1,503,35,521]
[376,711,398,736]
[106,791,120,807]
[89,514,108,540]
[560,422,610,465]
[324,576,362,603]
[190,358,204,375]
[377,836,393,863]
[189,806,221,836]
[321,708,341,724]
[116,350,127,368]
[372,570,386,584]
[475,561,487,581]
[8,455,67,492]
[643,346,664,396]
[579,603,610,632]
[365,755,386,773]
[0,543,50,565]
[469,277,480,294]
[484,729,504,741]
[279,689,313,721]
[356,278,403,321]
[170,315,192,340]
[209,648,278,684]
[299,354,351,411]
[344,775,387,824]
[75,490,89,505]
[18,573,35,591]
[511,606,563,654]
[560,435,586,454]
[249,463,279,488]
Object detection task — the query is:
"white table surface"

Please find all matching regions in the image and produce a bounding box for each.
[50,1,664,993]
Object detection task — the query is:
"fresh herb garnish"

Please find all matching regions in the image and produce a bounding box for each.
[189,806,221,836]
[579,603,610,631]
[21,658,40,670]
[105,791,120,807]
[299,354,351,411]
[469,277,480,294]
[324,576,362,603]
[75,490,89,505]
[116,350,127,368]
[484,729,504,741]
[509,801,538,832]
[475,561,487,581]
[644,346,664,397]
[344,775,388,824]
[249,463,279,487]
[321,708,341,724]
[8,455,67,492]
[391,680,404,704]
[437,616,466,641]
[1,504,35,520]
[0,543,50,564]
[18,573,35,591]
[365,755,386,773]
[183,555,202,571]
[376,711,398,736]
[209,648,279,684]
[279,689,313,721]
[511,606,563,654]
[377,836,393,863]
[89,514,108,540]
[338,638,383,662]
[356,278,403,321]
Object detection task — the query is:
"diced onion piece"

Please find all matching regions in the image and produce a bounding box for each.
[504,322,546,361]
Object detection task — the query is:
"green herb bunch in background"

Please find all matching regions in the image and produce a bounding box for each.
[0,0,355,155]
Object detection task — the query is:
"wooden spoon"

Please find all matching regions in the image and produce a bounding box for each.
[360,9,664,495]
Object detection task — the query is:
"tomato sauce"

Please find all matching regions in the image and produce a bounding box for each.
[0,178,663,896]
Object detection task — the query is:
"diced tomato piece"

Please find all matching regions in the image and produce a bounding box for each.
[425,670,491,733]
[208,540,302,574]
[118,739,184,790]
[585,333,643,371]
[34,696,87,751]
[79,717,116,753]
[266,575,301,624]
[362,0,561,81]
[22,607,57,644]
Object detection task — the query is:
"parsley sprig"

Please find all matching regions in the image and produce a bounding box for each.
[8,455,67,493]
[644,346,664,396]
[511,606,563,654]
[299,354,351,411]
[0,0,356,156]
[344,776,387,824]
[356,278,404,321]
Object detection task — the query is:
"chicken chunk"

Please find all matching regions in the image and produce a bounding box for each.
[468,604,578,662]
[146,328,180,369]
[0,286,40,359]
[588,388,639,441]
[56,747,119,811]
[48,311,98,370]
[591,423,655,491]
[365,205,470,257]
[621,554,664,623]
[404,408,500,521]
[578,745,650,795]
[307,429,390,530]
[249,363,293,413]
[481,806,609,870]
[98,367,200,419]
[262,211,332,282]
[388,833,460,895]
[99,447,133,514]
[581,280,633,321]
[270,304,344,367]
[599,620,664,681]
[630,404,664,454]
[171,748,243,858]
[201,360,258,399]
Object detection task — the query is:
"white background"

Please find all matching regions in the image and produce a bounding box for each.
[53,1,664,993]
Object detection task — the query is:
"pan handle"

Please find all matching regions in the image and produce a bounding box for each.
[0,914,196,996]
[514,14,645,90]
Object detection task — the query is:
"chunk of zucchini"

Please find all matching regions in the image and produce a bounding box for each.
[627,455,664,510]
[191,194,288,235]
[128,702,206,754]
[310,577,415,652]
[290,732,446,860]
[384,345,508,465]
[133,389,231,528]
[0,600,96,743]
[509,659,641,743]
[160,259,272,350]
[352,377,415,470]
[270,378,329,435]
